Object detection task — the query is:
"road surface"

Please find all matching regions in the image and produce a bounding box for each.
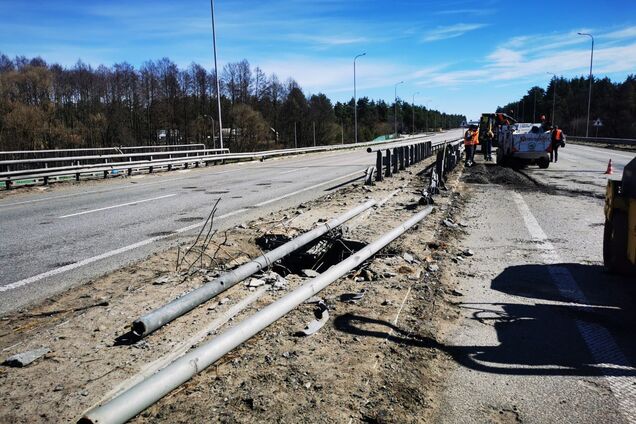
[436,144,636,423]
[0,131,462,315]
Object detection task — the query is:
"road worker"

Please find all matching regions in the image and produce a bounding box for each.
[550,126,565,163]
[464,124,479,167]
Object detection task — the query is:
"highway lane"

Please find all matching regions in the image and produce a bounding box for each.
[438,145,636,423]
[0,130,462,315]
[519,142,634,197]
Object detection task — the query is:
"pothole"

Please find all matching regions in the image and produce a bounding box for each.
[175,217,205,222]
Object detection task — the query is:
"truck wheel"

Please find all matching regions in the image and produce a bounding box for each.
[603,211,636,275]
[538,158,550,169]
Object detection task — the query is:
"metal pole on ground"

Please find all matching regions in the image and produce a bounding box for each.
[132,200,377,337]
[80,206,433,424]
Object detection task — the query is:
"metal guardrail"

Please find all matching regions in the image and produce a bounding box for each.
[568,136,636,146]
[367,138,463,183]
[1,134,435,189]
[0,144,207,160]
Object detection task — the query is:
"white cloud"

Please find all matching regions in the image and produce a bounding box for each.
[415,26,636,88]
[257,56,406,95]
[422,23,488,42]
[602,26,636,40]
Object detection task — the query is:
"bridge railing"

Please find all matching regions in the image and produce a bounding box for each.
[0,134,436,189]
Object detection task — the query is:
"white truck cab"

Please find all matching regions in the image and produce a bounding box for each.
[497,123,552,168]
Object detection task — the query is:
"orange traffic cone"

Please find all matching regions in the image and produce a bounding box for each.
[604,159,613,175]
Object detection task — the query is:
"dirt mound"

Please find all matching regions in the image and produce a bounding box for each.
[462,163,535,187]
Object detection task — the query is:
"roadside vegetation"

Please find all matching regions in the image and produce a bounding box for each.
[0,54,465,152]
[498,74,636,138]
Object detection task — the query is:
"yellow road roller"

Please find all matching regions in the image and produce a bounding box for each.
[604,156,636,275]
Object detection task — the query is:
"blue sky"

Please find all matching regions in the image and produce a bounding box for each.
[1,0,635,119]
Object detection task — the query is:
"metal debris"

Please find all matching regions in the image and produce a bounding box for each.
[3,347,50,367]
[302,269,320,278]
[296,301,329,337]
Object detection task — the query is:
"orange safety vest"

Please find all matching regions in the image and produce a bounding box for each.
[552,128,563,142]
[464,129,479,146]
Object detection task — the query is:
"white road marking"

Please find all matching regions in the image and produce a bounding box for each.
[254,169,364,207]
[0,167,244,208]
[278,168,301,175]
[0,208,247,293]
[512,191,636,423]
[58,194,177,218]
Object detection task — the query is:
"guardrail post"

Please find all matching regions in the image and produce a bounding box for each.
[103,170,109,179]
[43,176,49,185]
[411,145,415,163]
[5,180,12,190]
[416,143,421,162]
[127,168,132,176]
[393,148,399,174]
[399,146,405,170]
[376,151,383,182]
[405,146,410,167]
[149,166,153,174]
[385,149,392,178]
[75,173,80,182]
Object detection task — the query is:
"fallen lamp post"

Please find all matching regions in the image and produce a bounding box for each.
[79,205,433,424]
[132,200,377,337]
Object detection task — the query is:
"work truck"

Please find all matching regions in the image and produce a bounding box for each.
[496,122,552,168]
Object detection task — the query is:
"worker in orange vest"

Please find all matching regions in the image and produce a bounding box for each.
[550,126,565,162]
[464,124,479,167]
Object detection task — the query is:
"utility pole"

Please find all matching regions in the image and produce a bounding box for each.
[210,0,223,150]
[394,81,404,137]
[294,122,297,148]
[341,122,344,144]
[353,53,366,144]
[547,72,557,126]
[412,92,419,135]
[578,32,594,137]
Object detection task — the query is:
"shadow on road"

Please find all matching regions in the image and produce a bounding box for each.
[334,263,636,377]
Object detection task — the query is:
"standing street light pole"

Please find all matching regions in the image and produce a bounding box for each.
[353,52,366,143]
[425,100,431,132]
[210,0,224,150]
[394,81,404,137]
[547,72,557,126]
[411,92,420,135]
[578,32,594,137]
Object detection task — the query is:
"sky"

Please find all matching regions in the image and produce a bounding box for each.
[1,0,635,120]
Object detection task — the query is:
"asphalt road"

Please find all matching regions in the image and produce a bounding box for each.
[0,130,462,315]
[437,144,636,422]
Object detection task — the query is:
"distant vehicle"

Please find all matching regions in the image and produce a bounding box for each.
[496,122,551,168]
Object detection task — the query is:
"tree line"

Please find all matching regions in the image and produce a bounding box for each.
[497,74,636,138]
[0,53,465,152]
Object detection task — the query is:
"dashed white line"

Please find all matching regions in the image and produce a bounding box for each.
[512,191,636,423]
[58,193,177,218]
[278,168,301,175]
[0,208,247,293]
